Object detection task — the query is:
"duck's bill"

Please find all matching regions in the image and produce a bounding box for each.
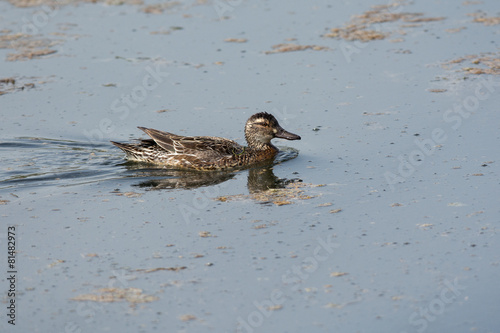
[276,128,301,140]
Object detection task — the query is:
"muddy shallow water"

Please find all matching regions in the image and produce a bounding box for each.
[1,0,500,332]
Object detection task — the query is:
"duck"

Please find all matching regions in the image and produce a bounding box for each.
[111,112,301,170]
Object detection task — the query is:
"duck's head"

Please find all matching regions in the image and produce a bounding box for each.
[245,112,301,148]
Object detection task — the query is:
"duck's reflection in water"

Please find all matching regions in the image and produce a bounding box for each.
[246,167,298,193]
[121,161,299,193]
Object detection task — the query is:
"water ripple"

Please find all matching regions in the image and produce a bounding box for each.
[0,137,119,190]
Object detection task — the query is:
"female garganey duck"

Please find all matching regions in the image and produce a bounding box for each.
[111,112,301,170]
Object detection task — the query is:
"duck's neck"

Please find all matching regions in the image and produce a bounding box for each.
[245,131,276,150]
[246,138,277,152]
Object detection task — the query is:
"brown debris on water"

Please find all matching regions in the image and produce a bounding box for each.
[105,0,144,5]
[112,189,143,198]
[225,38,248,43]
[71,287,159,304]
[215,182,322,206]
[0,32,61,61]
[428,88,448,93]
[326,27,387,42]
[7,0,70,7]
[324,1,445,42]
[265,43,329,54]
[179,314,197,321]
[7,0,143,7]
[0,78,15,95]
[141,1,181,14]
[469,11,500,26]
[445,27,466,33]
[0,77,38,95]
[199,231,215,237]
[8,48,57,61]
[135,266,187,273]
[442,52,500,76]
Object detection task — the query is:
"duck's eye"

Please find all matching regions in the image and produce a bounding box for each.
[273,129,277,133]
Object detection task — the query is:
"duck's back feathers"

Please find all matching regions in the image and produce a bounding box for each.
[138,127,244,157]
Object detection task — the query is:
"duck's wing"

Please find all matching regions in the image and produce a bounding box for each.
[138,127,179,153]
[138,127,244,156]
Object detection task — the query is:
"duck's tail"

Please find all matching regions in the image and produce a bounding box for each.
[111,141,155,162]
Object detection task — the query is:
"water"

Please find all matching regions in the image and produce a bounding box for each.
[1,0,499,332]
[0,138,116,190]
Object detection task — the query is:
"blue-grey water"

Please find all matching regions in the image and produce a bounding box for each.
[1,0,499,332]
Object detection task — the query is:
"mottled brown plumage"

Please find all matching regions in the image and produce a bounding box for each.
[111,112,301,170]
